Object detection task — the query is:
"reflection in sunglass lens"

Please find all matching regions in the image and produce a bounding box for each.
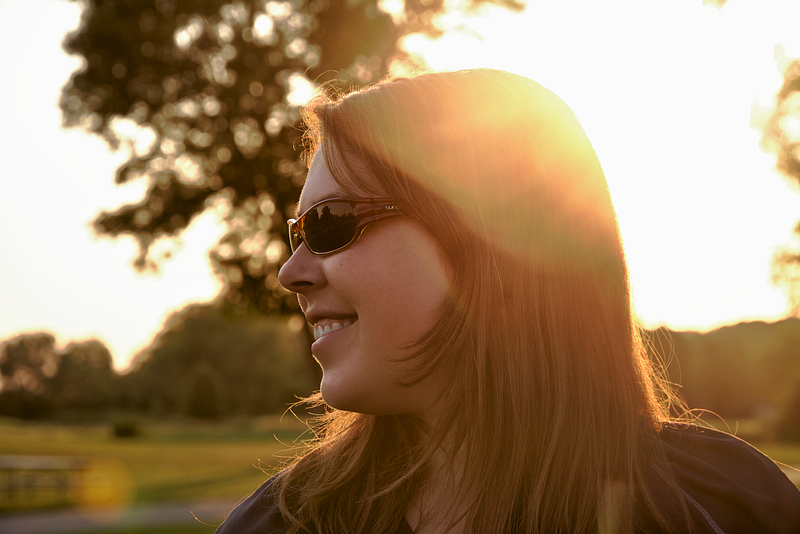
[303,202,358,253]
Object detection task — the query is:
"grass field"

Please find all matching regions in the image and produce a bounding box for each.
[1,415,798,534]
[0,415,310,514]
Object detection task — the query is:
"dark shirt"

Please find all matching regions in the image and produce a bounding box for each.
[215,425,800,533]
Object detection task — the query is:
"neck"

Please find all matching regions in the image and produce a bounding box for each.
[405,443,469,534]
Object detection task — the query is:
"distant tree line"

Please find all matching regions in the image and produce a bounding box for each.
[2,313,800,439]
[646,318,800,441]
[0,303,316,421]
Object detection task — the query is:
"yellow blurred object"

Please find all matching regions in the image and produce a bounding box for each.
[77,458,135,510]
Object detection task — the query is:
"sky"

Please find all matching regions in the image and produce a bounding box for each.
[1,0,800,371]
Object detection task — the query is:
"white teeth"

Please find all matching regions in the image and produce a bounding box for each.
[313,319,354,340]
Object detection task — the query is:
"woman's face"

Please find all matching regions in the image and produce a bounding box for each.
[277,150,451,415]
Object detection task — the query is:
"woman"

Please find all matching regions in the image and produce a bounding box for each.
[216,69,800,533]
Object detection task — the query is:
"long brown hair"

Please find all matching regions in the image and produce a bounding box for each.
[276,69,688,533]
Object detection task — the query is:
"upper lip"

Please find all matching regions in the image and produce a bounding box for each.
[305,308,358,326]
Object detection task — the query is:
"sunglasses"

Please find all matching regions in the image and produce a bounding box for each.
[287,197,402,255]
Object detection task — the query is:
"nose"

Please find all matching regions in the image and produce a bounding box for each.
[278,243,326,294]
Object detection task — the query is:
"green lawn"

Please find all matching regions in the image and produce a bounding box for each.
[0,415,310,513]
[1,415,798,534]
[68,525,213,534]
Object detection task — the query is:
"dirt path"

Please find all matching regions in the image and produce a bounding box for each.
[0,499,238,534]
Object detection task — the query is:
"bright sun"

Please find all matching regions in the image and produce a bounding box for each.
[403,0,800,331]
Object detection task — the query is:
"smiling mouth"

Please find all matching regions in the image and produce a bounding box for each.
[313,317,357,341]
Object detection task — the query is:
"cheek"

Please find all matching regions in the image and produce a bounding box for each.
[364,289,436,348]
[355,249,449,344]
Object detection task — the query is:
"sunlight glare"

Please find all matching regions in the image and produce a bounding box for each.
[377,0,406,25]
[174,16,204,50]
[404,0,800,331]
[286,72,315,106]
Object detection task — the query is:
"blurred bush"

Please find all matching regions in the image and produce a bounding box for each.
[111,416,143,438]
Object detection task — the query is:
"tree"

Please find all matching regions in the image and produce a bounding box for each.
[0,334,59,418]
[49,340,117,410]
[0,334,120,417]
[61,0,523,315]
[185,362,224,419]
[762,57,800,313]
[122,303,315,415]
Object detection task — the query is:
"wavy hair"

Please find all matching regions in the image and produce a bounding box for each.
[276,69,689,533]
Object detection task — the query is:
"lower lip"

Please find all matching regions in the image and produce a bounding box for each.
[311,321,356,353]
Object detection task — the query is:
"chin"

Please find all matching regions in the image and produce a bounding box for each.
[319,379,359,412]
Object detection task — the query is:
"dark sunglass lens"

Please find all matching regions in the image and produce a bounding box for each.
[304,202,358,252]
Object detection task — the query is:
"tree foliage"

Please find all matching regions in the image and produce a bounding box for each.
[763,57,800,313]
[51,340,117,410]
[0,334,117,418]
[61,0,524,314]
[646,319,800,427]
[0,307,315,419]
[0,334,59,417]
[121,303,315,416]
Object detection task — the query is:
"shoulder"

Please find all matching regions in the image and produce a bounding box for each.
[215,476,291,534]
[641,423,800,534]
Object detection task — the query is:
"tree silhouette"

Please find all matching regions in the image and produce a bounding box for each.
[0,334,59,418]
[186,366,222,419]
[0,334,117,417]
[762,57,800,313]
[50,340,117,410]
[61,0,523,314]
[122,303,315,415]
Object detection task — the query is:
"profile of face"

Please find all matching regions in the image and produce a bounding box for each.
[277,150,451,416]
